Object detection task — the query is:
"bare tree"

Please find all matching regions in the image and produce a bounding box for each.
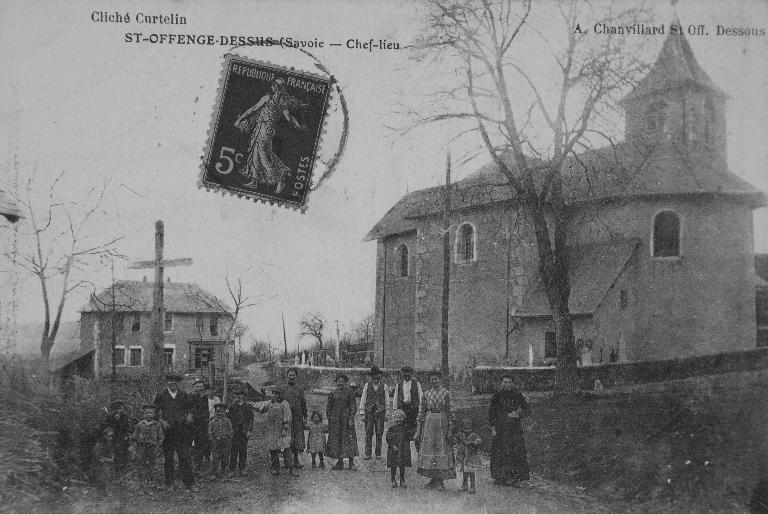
[2,172,123,371]
[299,312,325,352]
[354,313,376,348]
[404,0,653,392]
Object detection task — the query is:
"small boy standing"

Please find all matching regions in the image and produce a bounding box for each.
[306,410,327,468]
[227,389,254,477]
[208,403,233,479]
[454,419,483,494]
[133,404,164,490]
[385,409,411,488]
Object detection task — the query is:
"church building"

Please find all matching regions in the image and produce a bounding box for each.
[365,31,766,369]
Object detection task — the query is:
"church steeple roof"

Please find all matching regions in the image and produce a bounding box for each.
[623,30,725,102]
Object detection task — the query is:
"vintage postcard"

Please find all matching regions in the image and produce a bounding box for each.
[0,1,767,513]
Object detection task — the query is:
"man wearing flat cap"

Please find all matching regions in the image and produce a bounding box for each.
[358,366,390,460]
[391,366,423,451]
[154,373,196,491]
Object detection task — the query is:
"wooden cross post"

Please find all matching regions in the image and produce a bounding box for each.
[128,220,192,377]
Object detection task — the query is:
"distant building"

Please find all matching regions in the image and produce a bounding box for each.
[80,278,234,378]
[366,31,766,369]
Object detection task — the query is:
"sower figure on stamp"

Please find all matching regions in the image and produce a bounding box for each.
[359,366,390,460]
[283,368,307,469]
[252,387,295,476]
[391,365,423,452]
[154,373,197,492]
[234,77,307,193]
[489,375,531,487]
[227,388,254,477]
[190,379,211,473]
[326,373,359,470]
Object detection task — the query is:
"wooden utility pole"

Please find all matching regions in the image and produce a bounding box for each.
[440,151,451,384]
[282,312,288,359]
[128,220,192,376]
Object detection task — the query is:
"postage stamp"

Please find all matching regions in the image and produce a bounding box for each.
[200,54,333,210]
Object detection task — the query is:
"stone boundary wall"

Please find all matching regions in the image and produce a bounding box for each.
[472,347,768,393]
[267,365,461,395]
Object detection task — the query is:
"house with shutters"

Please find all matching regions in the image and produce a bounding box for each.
[366,31,766,369]
[79,278,234,378]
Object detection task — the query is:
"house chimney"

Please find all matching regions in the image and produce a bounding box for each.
[143,276,147,282]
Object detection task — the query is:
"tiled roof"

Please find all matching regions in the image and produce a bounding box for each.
[82,280,232,314]
[623,31,725,102]
[365,145,765,240]
[0,189,22,222]
[515,239,640,317]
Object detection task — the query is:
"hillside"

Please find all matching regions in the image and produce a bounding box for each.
[4,321,81,357]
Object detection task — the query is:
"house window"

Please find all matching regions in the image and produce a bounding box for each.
[196,314,205,334]
[652,211,681,257]
[113,346,126,366]
[544,332,557,358]
[455,222,477,264]
[131,313,141,332]
[163,346,174,370]
[620,290,628,310]
[164,312,173,332]
[194,346,214,369]
[758,329,768,348]
[129,347,143,367]
[396,244,409,277]
[210,316,219,337]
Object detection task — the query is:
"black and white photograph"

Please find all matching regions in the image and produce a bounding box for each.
[0,0,767,512]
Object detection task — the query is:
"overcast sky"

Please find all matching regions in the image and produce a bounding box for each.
[1,0,766,353]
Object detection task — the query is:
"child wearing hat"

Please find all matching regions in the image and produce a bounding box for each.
[133,404,164,491]
[99,400,132,474]
[208,403,233,479]
[386,409,411,488]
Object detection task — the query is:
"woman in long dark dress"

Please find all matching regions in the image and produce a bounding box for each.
[325,374,359,470]
[488,375,531,486]
[415,370,456,490]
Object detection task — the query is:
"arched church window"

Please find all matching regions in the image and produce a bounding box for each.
[652,211,681,257]
[646,101,669,139]
[455,222,477,263]
[396,244,409,277]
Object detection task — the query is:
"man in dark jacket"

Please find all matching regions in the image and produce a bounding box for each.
[227,388,254,476]
[190,379,211,472]
[154,373,197,492]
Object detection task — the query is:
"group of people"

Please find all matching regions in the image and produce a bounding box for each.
[85,365,531,495]
[323,365,532,493]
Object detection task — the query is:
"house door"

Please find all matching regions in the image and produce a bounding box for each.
[193,346,214,370]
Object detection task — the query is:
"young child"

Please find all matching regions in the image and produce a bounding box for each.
[208,403,233,479]
[133,404,164,491]
[306,410,327,468]
[454,418,483,494]
[91,426,115,489]
[385,409,411,488]
[251,387,294,476]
